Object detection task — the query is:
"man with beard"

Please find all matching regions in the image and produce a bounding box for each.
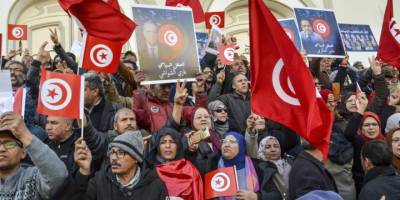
[72,131,168,199]
[7,61,27,92]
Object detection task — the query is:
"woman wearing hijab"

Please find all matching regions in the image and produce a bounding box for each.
[256,136,292,200]
[386,127,400,171]
[213,131,260,200]
[146,127,203,200]
[344,92,386,193]
[184,107,222,176]
[208,100,229,137]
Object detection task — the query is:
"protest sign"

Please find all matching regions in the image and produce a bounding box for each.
[279,18,302,50]
[132,5,201,84]
[196,32,208,60]
[205,25,223,55]
[294,8,345,57]
[339,24,378,52]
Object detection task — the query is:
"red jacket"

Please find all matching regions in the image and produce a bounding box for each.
[132,89,208,132]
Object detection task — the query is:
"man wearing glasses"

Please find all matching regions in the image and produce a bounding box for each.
[0,112,68,199]
[73,131,168,199]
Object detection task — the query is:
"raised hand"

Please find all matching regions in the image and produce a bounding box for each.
[216,69,225,85]
[134,70,146,83]
[0,112,32,146]
[49,28,59,45]
[369,56,382,76]
[174,80,188,105]
[74,138,92,175]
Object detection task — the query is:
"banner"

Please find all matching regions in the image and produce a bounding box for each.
[294,8,345,57]
[278,18,302,50]
[132,5,201,84]
[205,25,223,55]
[8,24,28,41]
[339,24,378,52]
[0,71,13,115]
[196,32,208,60]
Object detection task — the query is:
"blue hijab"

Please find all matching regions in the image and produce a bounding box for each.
[221,131,246,169]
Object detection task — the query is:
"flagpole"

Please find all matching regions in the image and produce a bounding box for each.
[233,165,239,191]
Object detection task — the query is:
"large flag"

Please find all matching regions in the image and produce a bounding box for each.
[8,24,28,40]
[80,34,122,73]
[166,0,205,23]
[249,0,333,157]
[204,167,237,199]
[37,69,84,119]
[58,0,135,42]
[377,0,400,67]
[205,12,225,29]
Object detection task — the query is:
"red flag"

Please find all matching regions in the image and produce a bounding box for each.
[218,44,235,65]
[205,12,225,29]
[249,0,333,158]
[204,167,237,199]
[156,159,204,200]
[80,34,122,73]
[37,69,84,119]
[13,87,26,117]
[166,0,205,23]
[377,0,400,67]
[58,0,135,42]
[8,24,28,40]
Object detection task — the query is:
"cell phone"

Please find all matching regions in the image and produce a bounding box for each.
[189,128,210,145]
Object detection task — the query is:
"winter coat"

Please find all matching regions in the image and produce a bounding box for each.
[71,165,168,200]
[359,166,400,200]
[86,97,119,132]
[288,151,338,200]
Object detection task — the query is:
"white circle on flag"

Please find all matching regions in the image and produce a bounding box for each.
[390,18,400,44]
[272,58,300,106]
[90,44,113,68]
[12,27,24,39]
[316,23,327,34]
[40,78,72,110]
[211,172,231,192]
[163,30,178,46]
[223,47,235,62]
[210,15,221,26]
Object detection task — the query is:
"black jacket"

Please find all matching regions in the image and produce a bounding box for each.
[72,165,168,200]
[288,151,337,200]
[359,166,400,200]
[257,161,286,200]
[87,98,119,132]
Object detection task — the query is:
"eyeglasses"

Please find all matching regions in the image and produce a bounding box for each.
[214,108,227,113]
[0,140,22,150]
[363,123,379,127]
[221,139,238,145]
[107,149,128,159]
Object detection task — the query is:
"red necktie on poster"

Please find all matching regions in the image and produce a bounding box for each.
[37,69,84,119]
[166,0,205,23]
[7,24,28,41]
[249,0,333,158]
[218,44,235,65]
[377,0,400,67]
[204,167,237,199]
[205,12,225,29]
[13,87,26,117]
[81,34,123,73]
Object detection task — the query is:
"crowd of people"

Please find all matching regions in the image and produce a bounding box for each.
[1,26,400,200]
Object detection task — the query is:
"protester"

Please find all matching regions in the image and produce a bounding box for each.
[385,128,400,171]
[0,112,68,199]
[72,131,168,199]
[146,127,204,200]
[359,141,400,200]
[208,100,229,137]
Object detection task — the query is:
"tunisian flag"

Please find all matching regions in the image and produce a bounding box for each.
[58,0,135,42]
[13,87,26,117]
[166,0,205,23]
[377,0,400,67]
[218,44,235,65]
[205,12,225,29]
[37,69,84,119]
[249,0,333,158]
[80,34,123,73]
[204,167,237,199]
[8,24,28,40]
[156,159,203,200]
